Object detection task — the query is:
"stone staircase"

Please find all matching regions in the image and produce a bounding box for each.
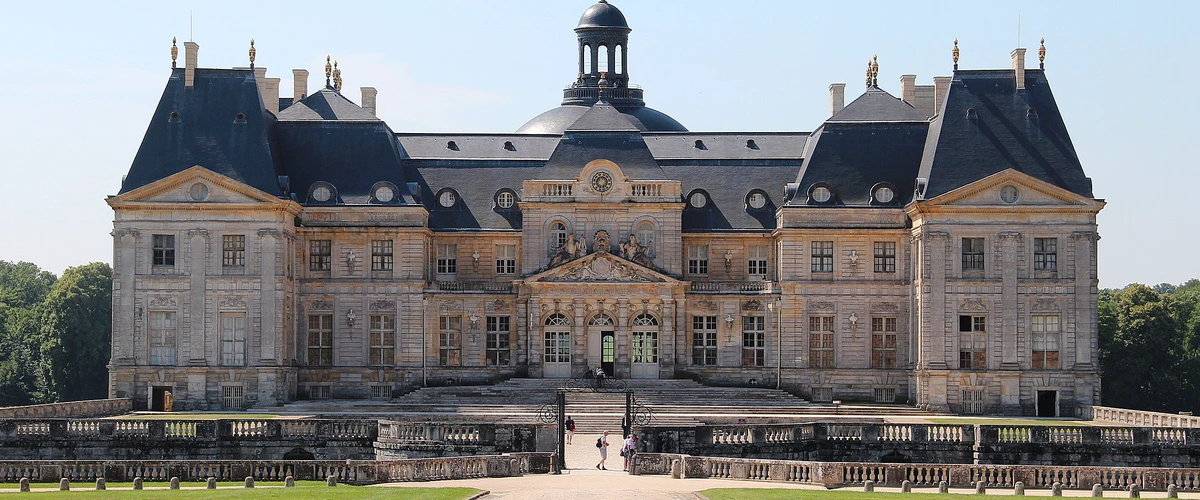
[258,378,945,425]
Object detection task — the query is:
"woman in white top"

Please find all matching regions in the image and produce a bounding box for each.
[622,434,637,471]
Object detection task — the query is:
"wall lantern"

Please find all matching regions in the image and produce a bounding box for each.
[347,309,356,327]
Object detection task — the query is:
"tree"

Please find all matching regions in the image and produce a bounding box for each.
[38,263,112,401]
[0,261,56,310]
[1099,284,1188,412]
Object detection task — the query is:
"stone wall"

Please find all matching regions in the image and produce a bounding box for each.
[0,399,131,419]
[374,420,549,459]
[1084,405,1200,428]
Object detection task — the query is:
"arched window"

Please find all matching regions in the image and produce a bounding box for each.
[545,313,571,327]
[549,221,568,253]
[582,44,592,75]
[589,313,615,326]
[635,221,654,254]
[615,44,624,74]
[543,313,571,366]
[632,313,659,364]
[632,313,659,326]
[597,44,609,76]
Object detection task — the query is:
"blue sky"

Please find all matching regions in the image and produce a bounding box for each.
[0,0,1195,288]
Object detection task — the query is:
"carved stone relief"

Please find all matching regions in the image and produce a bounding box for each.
[959,298,988,312]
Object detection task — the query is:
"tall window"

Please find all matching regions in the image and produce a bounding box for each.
[962,238,985,272]
[874,241,896,273]
[438,316,461,366]
[486,316,511,365]
[1032,315,1061,369]
[748,245,768,277]
[632,314,659,363]
[369,315,395,366]
[811,241,833,273]
[871,317,898,368]
[372,240,393,271]
[437,244,457,275]
[549,222,568,252]
[496,245,516,275]
[544,314,571,363]
[688,245,709,275]
[152,234,175,267]
[809,316,835,368]
[149,311,177,366]
[742,316,765,367]
[309,240,332,271]
[959,315,987,369]
[222,235,245,268]
[1034,238,1058,271]
[692,316,718,366]
[221,386,244,410]
[636,221,654,255]
[220,313,246,366]
[307,314,333,366]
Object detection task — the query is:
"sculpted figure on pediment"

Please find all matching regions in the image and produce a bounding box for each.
[593,230,611,254]
[620,234,654,269]
[548,233,585,269]
[542,255,665,283]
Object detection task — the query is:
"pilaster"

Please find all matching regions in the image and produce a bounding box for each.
[187,229,209,365]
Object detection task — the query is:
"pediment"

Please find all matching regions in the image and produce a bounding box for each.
[527,252,675,284]
[109,166,284,206]
[924,169,1102,209]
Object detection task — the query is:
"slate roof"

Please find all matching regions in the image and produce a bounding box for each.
[121,68,281,195]
[409,162,540,231]
[275,120,412,205]
[828,87,929,123]
[516,104,687,134]
[396,135,559,160]
[917,70,1093,200]
[790,122,927,206]
[643,133,808,160]
[275,89,380,122]
[665,162,799,232]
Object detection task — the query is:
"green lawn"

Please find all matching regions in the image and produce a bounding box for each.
[4,483,480,499]
[700,489,966,500]
[924,418,1091,426]
[113,413,285,420]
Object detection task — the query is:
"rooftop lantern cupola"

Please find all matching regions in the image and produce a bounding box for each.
[564,0,644,107]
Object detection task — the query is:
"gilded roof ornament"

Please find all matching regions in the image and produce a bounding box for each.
[248,39,256,69]
[325,55,332,88]
[1038,37,1046,69]
[866,60,873,89]
[952,38,960,70]
[333,60,342,92]
[171,37,178,69]
[871,54,879,87]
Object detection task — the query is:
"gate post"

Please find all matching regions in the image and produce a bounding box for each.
[556,390,566,473]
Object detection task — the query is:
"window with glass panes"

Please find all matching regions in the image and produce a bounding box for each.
[549,222,568,252]
[871,317,898,368]
[486,316,511,365]
[371,240,393,271]
[959,315,987,369]
[1034,238,1058,271]
[1031,315,1060,369]
[748,245,768,277]
[309,240,331,271]
[438,316,461,366]
[307,314,333,366]
[495,244,516,275]
[152,234,175,266]
[220,313,246,366]
[636,221,654,255]
[962,238,985,271]
[811,241,833,273]
[809,316,835,368]
[874,241,896,273]
[149,311,177,366]
[369,315,395,366]
[742,316,765,367]
[437,244,457,275]
[688,245,708,275]
[692,316,718,366]
[632,314,659,363]
[222,235,245,268]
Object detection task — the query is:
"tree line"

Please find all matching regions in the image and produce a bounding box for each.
[0,261,111,405]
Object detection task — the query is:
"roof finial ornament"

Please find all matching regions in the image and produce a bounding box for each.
[952,38,960,71]
[248,38,256,70]
[333,60,342,92]
[325,55,332,88]
[171,37,178,69]
[871,54,879,87]
[1038,37,1046,70]
[866,60,873,89]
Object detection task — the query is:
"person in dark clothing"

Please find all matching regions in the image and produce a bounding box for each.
[565,415,576,444]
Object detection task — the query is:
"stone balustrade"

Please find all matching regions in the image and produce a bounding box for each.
[434,281,515,293]
[0,399,131,419]
[1084,405,1200,428]
[0,454,552,485]
[635,454,1200,492]
[689,281,775,293]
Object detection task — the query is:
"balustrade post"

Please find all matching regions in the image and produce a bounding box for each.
[813,423,829,441]
[1081,427,1103,444]
[267,421,282,439]
[862,425,879,443]
[1132,428,1153,445]
[752,427,766,444]
[49,420,67,439]
[149,421,166,439]
[1031,426,1049,444]
[816,462,843,488]
[912,425,929,443]
[1188,428,1200,444]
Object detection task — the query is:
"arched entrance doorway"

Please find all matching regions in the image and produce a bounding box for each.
[631,313,660,379]
[544,313,572,378]
[588,313,616,377]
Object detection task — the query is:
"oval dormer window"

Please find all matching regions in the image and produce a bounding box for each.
[312,185,332,203]
[1000,185,1019,204]
[496,190,515,209]
[812,186,832,203]
[748,191,767,210]
[374,185,395,203]
[438,190,457,208]
[189,183,209,201]
[874,186,895,204]
[688,191,708,209]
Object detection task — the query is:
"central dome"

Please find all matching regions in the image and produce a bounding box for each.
[577,0,629,30]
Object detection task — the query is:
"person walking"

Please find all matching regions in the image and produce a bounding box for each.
[595,431,610,470]
[565,415,576,444]
[594,365,606,389]
[621,413,632,439]
[621,434,637,471]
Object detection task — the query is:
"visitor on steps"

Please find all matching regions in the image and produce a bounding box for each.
[622,434,637,471]
[595,431,609,470]
[594,365,605,389]
[565,415,576,444]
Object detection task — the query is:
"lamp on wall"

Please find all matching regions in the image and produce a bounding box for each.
[469,313,480,330]
[136,306,145,323]
[725,313,735,329]
[471,251,481,266]
[848,313,858,327]
[347,309,356,327]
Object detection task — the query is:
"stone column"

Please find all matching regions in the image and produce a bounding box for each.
[529,297,542,377]
[998,232,1021,369]
[1072,231,1098,369]
[925,231,949,370]
[187,229,209,365]
[674,295,687,370]
[114,229,139,366]
[617,298,630,378]
[661,297,675,376]
[258,229,279,364]
[573,297,586,375]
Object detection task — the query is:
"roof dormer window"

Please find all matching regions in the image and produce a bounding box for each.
[694,140,707,150]
[503,141,516,151]
[446,140,459,151]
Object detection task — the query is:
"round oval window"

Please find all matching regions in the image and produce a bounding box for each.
[1000,185,1019,204]
[689,192,707,208]
[748,192,767,209]
[875,186,894,203]
[439,191,456,208]
[497,191,514,209]
[312,185,332,202]
[189,183,209,201]
[812,186,831,203]
[375,185,395,203]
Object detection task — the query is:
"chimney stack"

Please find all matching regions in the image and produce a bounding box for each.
[1011,48,1027,90]
[361,87,377,116]
[933,76,952,116]
[899,74,916,103]
[263,78,280,114]
[829,83,845,117]
[184,42,199,89]
[293,69,309,102]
